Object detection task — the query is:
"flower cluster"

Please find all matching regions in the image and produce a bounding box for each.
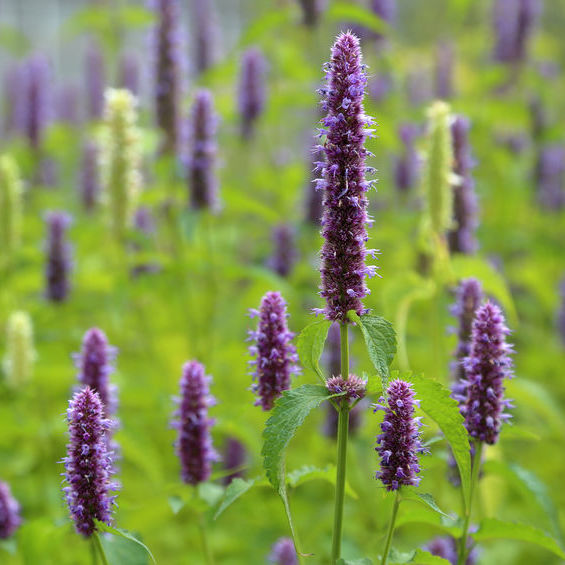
[44,211,72,302]
[0,481,21,539]
[191,0,217,74]
[22,54,51,150]
[326,374,367,405]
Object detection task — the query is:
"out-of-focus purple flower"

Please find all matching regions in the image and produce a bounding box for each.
[85,40,106,120]
[297,0,326,27]
[317,32,377,322]
[55,84,79,125]
[172,361,218,485]
[45,211,72,303]
[238,47,267,140]
[353,0,395,43]
[80,140,100,212]
[462,302,514,445]
[22,54,52,149]
[447,115,479,255]
[221,437,247,486]
[63,387,117,537]
[269,537,298,565]
[375,380,425,491]
[267,224,297,278]
[0,481,21,539]
[534,145,565,209]
[134,206,156,235]
[424,536,478,565]
[38,158,58,188]
[248,291,300,411]
[191,0,217,74]
[435,41,454,99]
[118,53,140,96]
[305,141,325,225]
[394,123,420,193]
[558,278,565,347]
[187,89,219,211]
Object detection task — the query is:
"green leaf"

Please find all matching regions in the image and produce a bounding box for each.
[337,559,373,565]
[402,490,452,519]
[95,521,157,564]
[197,482,224,508]
[389,548,451,564]
[0,25,30,56]
[214,478,257,520]
[473,518,565,559]
[296,319,332,382]
[327,2,387,34]
[408,373,471,507]
[395,505,462,537]
[286,464,358,499]
[347,312,397,387]
[167,495,184,515]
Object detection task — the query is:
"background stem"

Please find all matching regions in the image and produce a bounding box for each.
[380,490,401,565]
[198,515,215,565]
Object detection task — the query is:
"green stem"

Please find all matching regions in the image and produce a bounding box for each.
[93,532,109,565]
[198,515,215,565]
[90,537,99,565]
[457,441,483,565]
[381,490,401,565]
[330,322,350,564]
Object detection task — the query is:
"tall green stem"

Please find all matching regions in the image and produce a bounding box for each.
[380,490,401,565]
[198,515,215,565]
[93,532,109,565]
[457,441,483,565]
[331,322,350,564]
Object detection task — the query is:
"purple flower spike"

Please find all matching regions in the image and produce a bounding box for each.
[248,292,300,411]
[238,47,267,140]
[191,0,217,74]
[375,380,425,491]
[0,481,21,539]
[187,89,219,211]
[22,54,51,150]
[118,53,140,96]
[172,361,218,485]
[394,123,420,193]
[462,302,514,445]
[268,224,297,278]
[318,32,377,322]
[450,278,483,403]
[80,140,100,212]
[326,374,366,405]
[448,116,479,255]
[63,387,117,537]
[269,537,298,565]
[45,211,72,303]
[85,40,106,120]
[534,145,565,210]
[298,0,326,27]
[221,437,247,486]
[435,41,454,99]
[425,536,478,565]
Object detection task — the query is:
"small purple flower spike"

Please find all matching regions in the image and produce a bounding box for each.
[375,380,425,491]
[248,292,300,411]
[424,536,478,565]
[85,40,106,120]
[326,374,367,405]
[191,0,217,74]
[298,0,326,27]
[172,361,218,485]
[558,278,565,347]
[394,123,420,193]
[238,47,267,140]
[269,537,298,565]
[534,145,565,210]
[318,32,377,322]
[0,481,21,539]
[118,53,140,96]
[80,140,100,212]
[22,54,51,150]
[462,302,514,445]
[448,116,479,255]
[268,224,297,278]
[45,211,72,303]
[63,387,117,537]
[187,89,219,211]
[221,437,247,486]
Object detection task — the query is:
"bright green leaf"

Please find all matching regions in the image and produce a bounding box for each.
[95,521,156,564]
[214,478,257,520]
[402,490,453,519]
[390,548,451,564]
[287,464,358,499]
[296,319,332,382]
[337,558,373,565]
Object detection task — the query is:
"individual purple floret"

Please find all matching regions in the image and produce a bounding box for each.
[238,47,267,140]
[118,53,140,96]
[187,89,219,211]
[55,84,79,125]
[22,54,51,149]
[425,536,478,565]
[326,374,367,404]
[558,278,565,347]
[394,123,420,193]
[305,141,325,225]
[248,291,300,411]
[172,361,218,485]
[268,224,297,278]
[85,40,105,120]
[269,537,298,565]
[298,0,326,27]
[63,387,117,537]
[317,32,377,322]
[45,211,72,303]
[0,481,21,539]
[435,41,454,99]
[221,437,247,486]
[191,0,217,74]
[80,140,100,212]
[447,116,479,254]
[375,380,425,491]
[534,145,565,210]
[462,302,514,445]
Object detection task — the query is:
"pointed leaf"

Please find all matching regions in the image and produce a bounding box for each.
[287,464,358,499]
[95,521,156,564]
[402,490,452,519]
[296,319,332,381]
[214,478,257,520]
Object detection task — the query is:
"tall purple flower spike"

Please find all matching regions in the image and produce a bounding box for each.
[448,116,479,255]
[187,89,219,211]
[118,53,140,96]
[248,291,300,411]
[0,481,21,539]
[375,380,425,491]
[425,536,478,565]
[317,32,377,322]
[558,278,565,347]
[85,40,105,120]
[435,41,454,99]
[238,47,267,140]
[394,123,420,193]
[191,0,217,74]
[172,361,218,485]
[462,302,514,445]
[221,437,247,486]
[63,387,117,537]
[80,140,100,212]
[298,0,326,27]
[269,537,298,565]
[534,145,565,210]
[22,54,51,150]
[45,211,72,303]
[268,224,297,278]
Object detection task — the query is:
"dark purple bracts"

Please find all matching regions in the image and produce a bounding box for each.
[317,32,377,322]
[0,481,21,539]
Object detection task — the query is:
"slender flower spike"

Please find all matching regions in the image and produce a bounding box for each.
[2,311,36,387]
[0,481,21,539]
[534,145,565,210]
[318,32,377,322]
[45,211,72,303]
[447,116,479,254]
[268,224,297,278]
[462,302,514,445]
[100,89,142,241]
[187,89,219,211]
[0,155,23,257]
[375,380,425,491]
[269,537,298,565]
[238,47,267,140]
[22,54,51,150]
[63,387,117,537]
[85,40,106,120]
[172,361,218,485]
[248,291,300,411]
[191,0,217,74]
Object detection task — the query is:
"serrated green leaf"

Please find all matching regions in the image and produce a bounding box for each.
[473,518,565,559]
[402,490,452,519]
[214,478,257,520]
[286,464,358,499]
[95,521,156,564]
[408,373,471,507]
[296,319,332,381]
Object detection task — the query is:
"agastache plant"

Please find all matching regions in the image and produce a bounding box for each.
[2,311,36,387]
[0,481,21,539]
[44,211,72,303]
[22,54,51,150]
[305,141,325,225]
[0,155,23,261]
[238,47,267,140]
